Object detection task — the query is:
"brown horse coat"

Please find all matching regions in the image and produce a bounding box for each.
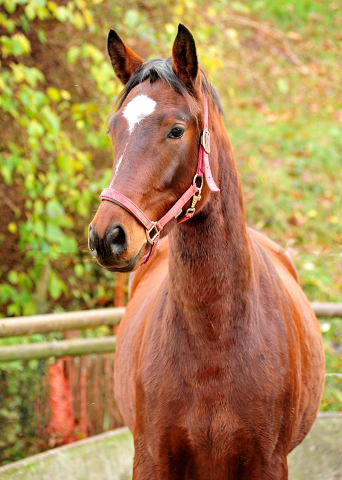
[89,24,325,480]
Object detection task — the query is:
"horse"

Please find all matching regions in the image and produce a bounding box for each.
[89,24,325,480]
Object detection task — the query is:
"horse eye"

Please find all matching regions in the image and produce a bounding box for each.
[168,126,185,139]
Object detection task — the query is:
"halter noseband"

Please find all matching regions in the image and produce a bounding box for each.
[99,87,220,265]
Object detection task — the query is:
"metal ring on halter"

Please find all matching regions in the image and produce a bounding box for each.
[193,174,204,191]
[146,222,160,245]
[201,129,210,154]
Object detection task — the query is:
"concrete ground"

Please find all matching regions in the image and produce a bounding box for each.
[0,413,341,480]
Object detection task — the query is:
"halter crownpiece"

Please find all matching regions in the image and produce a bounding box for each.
[99,87,220,265]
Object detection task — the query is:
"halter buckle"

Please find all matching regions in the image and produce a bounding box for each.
[146,222,160,245]
[201,129,210,154]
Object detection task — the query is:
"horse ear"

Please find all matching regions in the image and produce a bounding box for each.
[107,29,144,85]
[172,24,200,94]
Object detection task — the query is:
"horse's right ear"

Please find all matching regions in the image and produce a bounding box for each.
[107,30,144,85]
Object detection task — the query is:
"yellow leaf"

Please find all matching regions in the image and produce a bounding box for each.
[206,7,216,17]
[60,89,71,100]
[174,4,184,15]
[13,33,31,55]
[10,62,25,83]
[8,222,17,234]
[307,210,317,218]
[47,86,61,102]
[228,87,235,98]
[83,8,93,26]
[329,216,338,224]
[165,24,176,35]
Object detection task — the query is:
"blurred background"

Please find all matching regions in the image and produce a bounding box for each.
[0,0,341,465]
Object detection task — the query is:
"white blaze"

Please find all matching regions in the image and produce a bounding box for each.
[114,155,123,177]
[123,94,156,134]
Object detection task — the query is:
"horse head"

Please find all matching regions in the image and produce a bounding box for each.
[89,25,221,272]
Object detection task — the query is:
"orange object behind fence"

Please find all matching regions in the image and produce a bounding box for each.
[46,276,127,447]
[47,358,79,445]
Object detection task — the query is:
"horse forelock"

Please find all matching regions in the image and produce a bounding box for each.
[115,57,223,116]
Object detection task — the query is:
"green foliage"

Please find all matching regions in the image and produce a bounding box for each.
[0,353,49,463]
[0,0,116,318]
[0,0,119,463]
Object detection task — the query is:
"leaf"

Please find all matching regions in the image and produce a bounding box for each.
[32,0,47,7]
[48,273,62,299]
[71,12,84,30]
[1,164,13,185]
[41,105,60,133]
[24,4,37,20]
[55,6,69,22]
[4,0,17,14]
[67,46,80,64]
[124,9,140,28]
[277,78,289,94]
[46,86,61,102]
[60,89,71,100]
[12,33,31,55]
[74,264,84,278]
[8,270,19,284]
[27,119,44,137]
[37,29,46,44]
[8,222,17,234]
[45,199,65,218]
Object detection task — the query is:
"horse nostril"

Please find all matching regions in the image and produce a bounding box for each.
[107,224,127,256]
[88,223,97,254]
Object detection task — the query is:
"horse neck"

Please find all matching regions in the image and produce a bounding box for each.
[168,115,252,332]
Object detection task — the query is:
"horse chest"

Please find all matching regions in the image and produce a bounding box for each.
[138,358,271,479]
[140,337,265,432]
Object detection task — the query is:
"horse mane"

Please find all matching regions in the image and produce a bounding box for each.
[116,57,223,116]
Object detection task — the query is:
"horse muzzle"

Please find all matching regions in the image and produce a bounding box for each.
[88,197,148,272]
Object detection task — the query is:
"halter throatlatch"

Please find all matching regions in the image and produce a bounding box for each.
[99,87,220,265]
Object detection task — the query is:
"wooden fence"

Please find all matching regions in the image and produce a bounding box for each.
[0,303,341,362]
[0,308,124,362]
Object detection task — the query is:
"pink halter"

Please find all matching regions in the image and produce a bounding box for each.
[100,87,219,265]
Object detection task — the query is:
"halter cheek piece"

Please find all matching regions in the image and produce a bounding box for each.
[99,88,220,265]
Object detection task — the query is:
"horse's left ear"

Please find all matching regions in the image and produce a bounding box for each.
[107,29,144,85]
[172,24,200,95]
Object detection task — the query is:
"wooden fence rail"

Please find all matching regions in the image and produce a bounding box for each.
[0,303,341,362]
[0,337,117,362]
[309,302,342,318]
[0,307,125,337]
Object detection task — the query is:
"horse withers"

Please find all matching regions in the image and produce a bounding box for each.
[89,24,325,480]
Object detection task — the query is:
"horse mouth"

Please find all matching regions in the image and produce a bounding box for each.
[100,244,146,273]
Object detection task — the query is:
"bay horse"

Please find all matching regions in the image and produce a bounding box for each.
[89,24,325,480]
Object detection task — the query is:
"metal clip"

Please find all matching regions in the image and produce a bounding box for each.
[185,207,196,216]
[146,222,160,245]
[185,175,204,216]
